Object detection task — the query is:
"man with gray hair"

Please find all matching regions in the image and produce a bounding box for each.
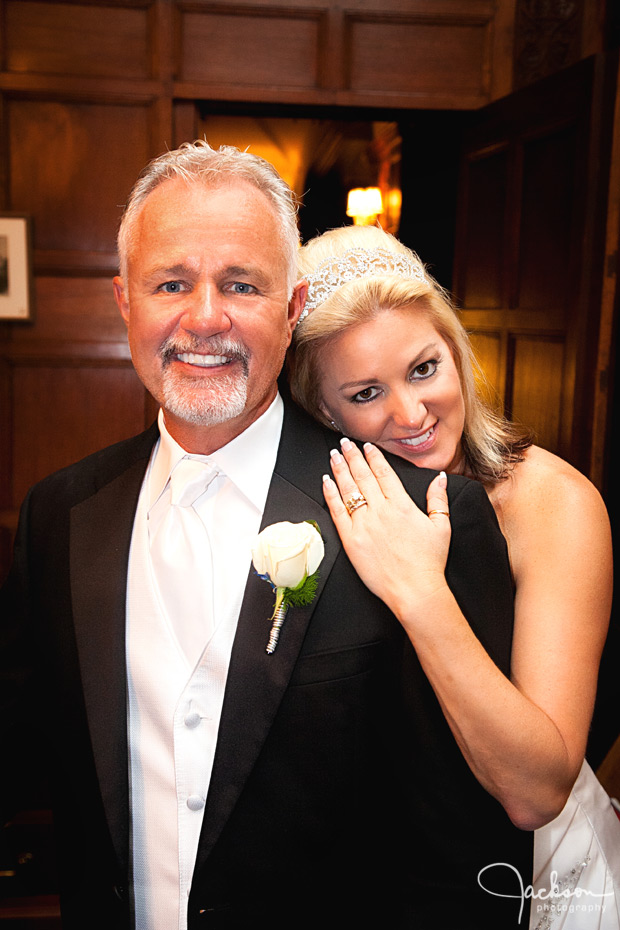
[1,140,531,929]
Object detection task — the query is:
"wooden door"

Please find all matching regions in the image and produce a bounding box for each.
[453,54,617,488]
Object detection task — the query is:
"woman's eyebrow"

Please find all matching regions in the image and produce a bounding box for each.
[339,376,381,391]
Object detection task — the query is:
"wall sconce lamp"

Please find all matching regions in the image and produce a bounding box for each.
[346,187,383,225]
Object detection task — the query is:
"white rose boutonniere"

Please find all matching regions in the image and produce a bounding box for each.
[251,520,324,654]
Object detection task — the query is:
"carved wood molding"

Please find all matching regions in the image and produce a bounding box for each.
[513,0,584,89]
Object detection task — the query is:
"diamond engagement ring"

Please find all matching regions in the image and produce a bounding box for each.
[345,491,368,515]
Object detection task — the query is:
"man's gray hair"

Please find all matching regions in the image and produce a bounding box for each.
[117,139,301,294]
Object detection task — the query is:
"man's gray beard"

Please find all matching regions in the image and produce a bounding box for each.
[160,336,249,426]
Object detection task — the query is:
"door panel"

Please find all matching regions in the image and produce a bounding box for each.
[454,56,613,475]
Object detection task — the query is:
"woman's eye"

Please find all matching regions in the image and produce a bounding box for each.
[351,386,381,403]
[411,359,438,380]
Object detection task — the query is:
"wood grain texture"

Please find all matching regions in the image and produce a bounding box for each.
[4,0,151,80]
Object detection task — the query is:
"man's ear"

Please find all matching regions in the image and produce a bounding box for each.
[113,276,130,327]
[286,279,308,337]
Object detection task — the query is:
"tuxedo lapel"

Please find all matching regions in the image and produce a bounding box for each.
[69,432,156,874]
[195,402,341,868]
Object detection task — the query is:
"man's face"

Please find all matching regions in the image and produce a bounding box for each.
[114,177,305,452]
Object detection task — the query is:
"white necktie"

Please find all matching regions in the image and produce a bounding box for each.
[151,457,220,667]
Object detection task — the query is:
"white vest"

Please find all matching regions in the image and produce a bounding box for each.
[126,482,241,930]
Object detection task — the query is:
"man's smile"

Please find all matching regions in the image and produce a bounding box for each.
[175,352,235,368]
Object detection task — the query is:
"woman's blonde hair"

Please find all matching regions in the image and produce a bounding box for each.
[288,225,531,483]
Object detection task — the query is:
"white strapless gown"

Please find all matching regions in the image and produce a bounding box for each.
[530,761,620,929]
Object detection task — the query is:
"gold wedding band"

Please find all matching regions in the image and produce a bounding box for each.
[428,510,450,517]
[345,491,368,515]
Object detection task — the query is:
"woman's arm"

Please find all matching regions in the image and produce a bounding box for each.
[323,440,612,830]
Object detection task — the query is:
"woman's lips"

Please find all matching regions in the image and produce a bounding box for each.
[392,423,437,452]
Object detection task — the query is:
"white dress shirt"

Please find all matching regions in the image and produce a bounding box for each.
[126,396,283,930]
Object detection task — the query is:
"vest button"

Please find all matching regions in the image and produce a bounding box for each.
[187,795,205,811]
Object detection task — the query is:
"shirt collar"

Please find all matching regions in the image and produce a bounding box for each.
[147,395,283,514]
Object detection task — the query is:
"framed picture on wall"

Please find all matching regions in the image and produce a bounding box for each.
[0,214,34,321]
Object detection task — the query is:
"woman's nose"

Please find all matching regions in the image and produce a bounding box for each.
[389,389,427,430]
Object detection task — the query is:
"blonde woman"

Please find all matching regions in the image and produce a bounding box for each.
[288,224,620,929]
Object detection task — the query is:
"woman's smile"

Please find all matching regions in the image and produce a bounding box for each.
[393,423,437,450]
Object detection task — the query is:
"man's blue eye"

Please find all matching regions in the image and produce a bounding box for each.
[161,281,183,293]
[231,282,254,294]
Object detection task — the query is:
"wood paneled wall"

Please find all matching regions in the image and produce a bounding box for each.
[0,0,613,582]
[454,55,617,482]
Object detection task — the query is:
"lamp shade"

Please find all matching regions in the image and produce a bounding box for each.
[346,187,383,222]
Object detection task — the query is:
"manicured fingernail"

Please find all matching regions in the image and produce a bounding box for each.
[439,470,447,488]
[363,442,374,453]
[340,437,353,451]
[322,474,332,484]
[330,448,343,464]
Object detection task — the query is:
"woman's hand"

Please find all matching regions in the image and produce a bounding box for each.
[322,438,452,621]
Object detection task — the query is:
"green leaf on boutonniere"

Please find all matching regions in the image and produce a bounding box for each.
[283,571,319,608]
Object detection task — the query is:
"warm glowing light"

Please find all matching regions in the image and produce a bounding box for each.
[346,187,383,225]
[387,188,402,213]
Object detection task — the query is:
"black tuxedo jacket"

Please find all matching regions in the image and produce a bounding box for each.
[1,399,532,929]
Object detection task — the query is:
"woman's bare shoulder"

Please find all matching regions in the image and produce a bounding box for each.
[507,445,605,511]
[489,445,610,562]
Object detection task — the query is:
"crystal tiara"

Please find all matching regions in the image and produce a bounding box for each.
[298,246,427,323]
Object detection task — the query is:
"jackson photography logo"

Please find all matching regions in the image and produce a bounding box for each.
[478,860,614,926]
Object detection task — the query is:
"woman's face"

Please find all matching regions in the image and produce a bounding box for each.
[318,307,466,473]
